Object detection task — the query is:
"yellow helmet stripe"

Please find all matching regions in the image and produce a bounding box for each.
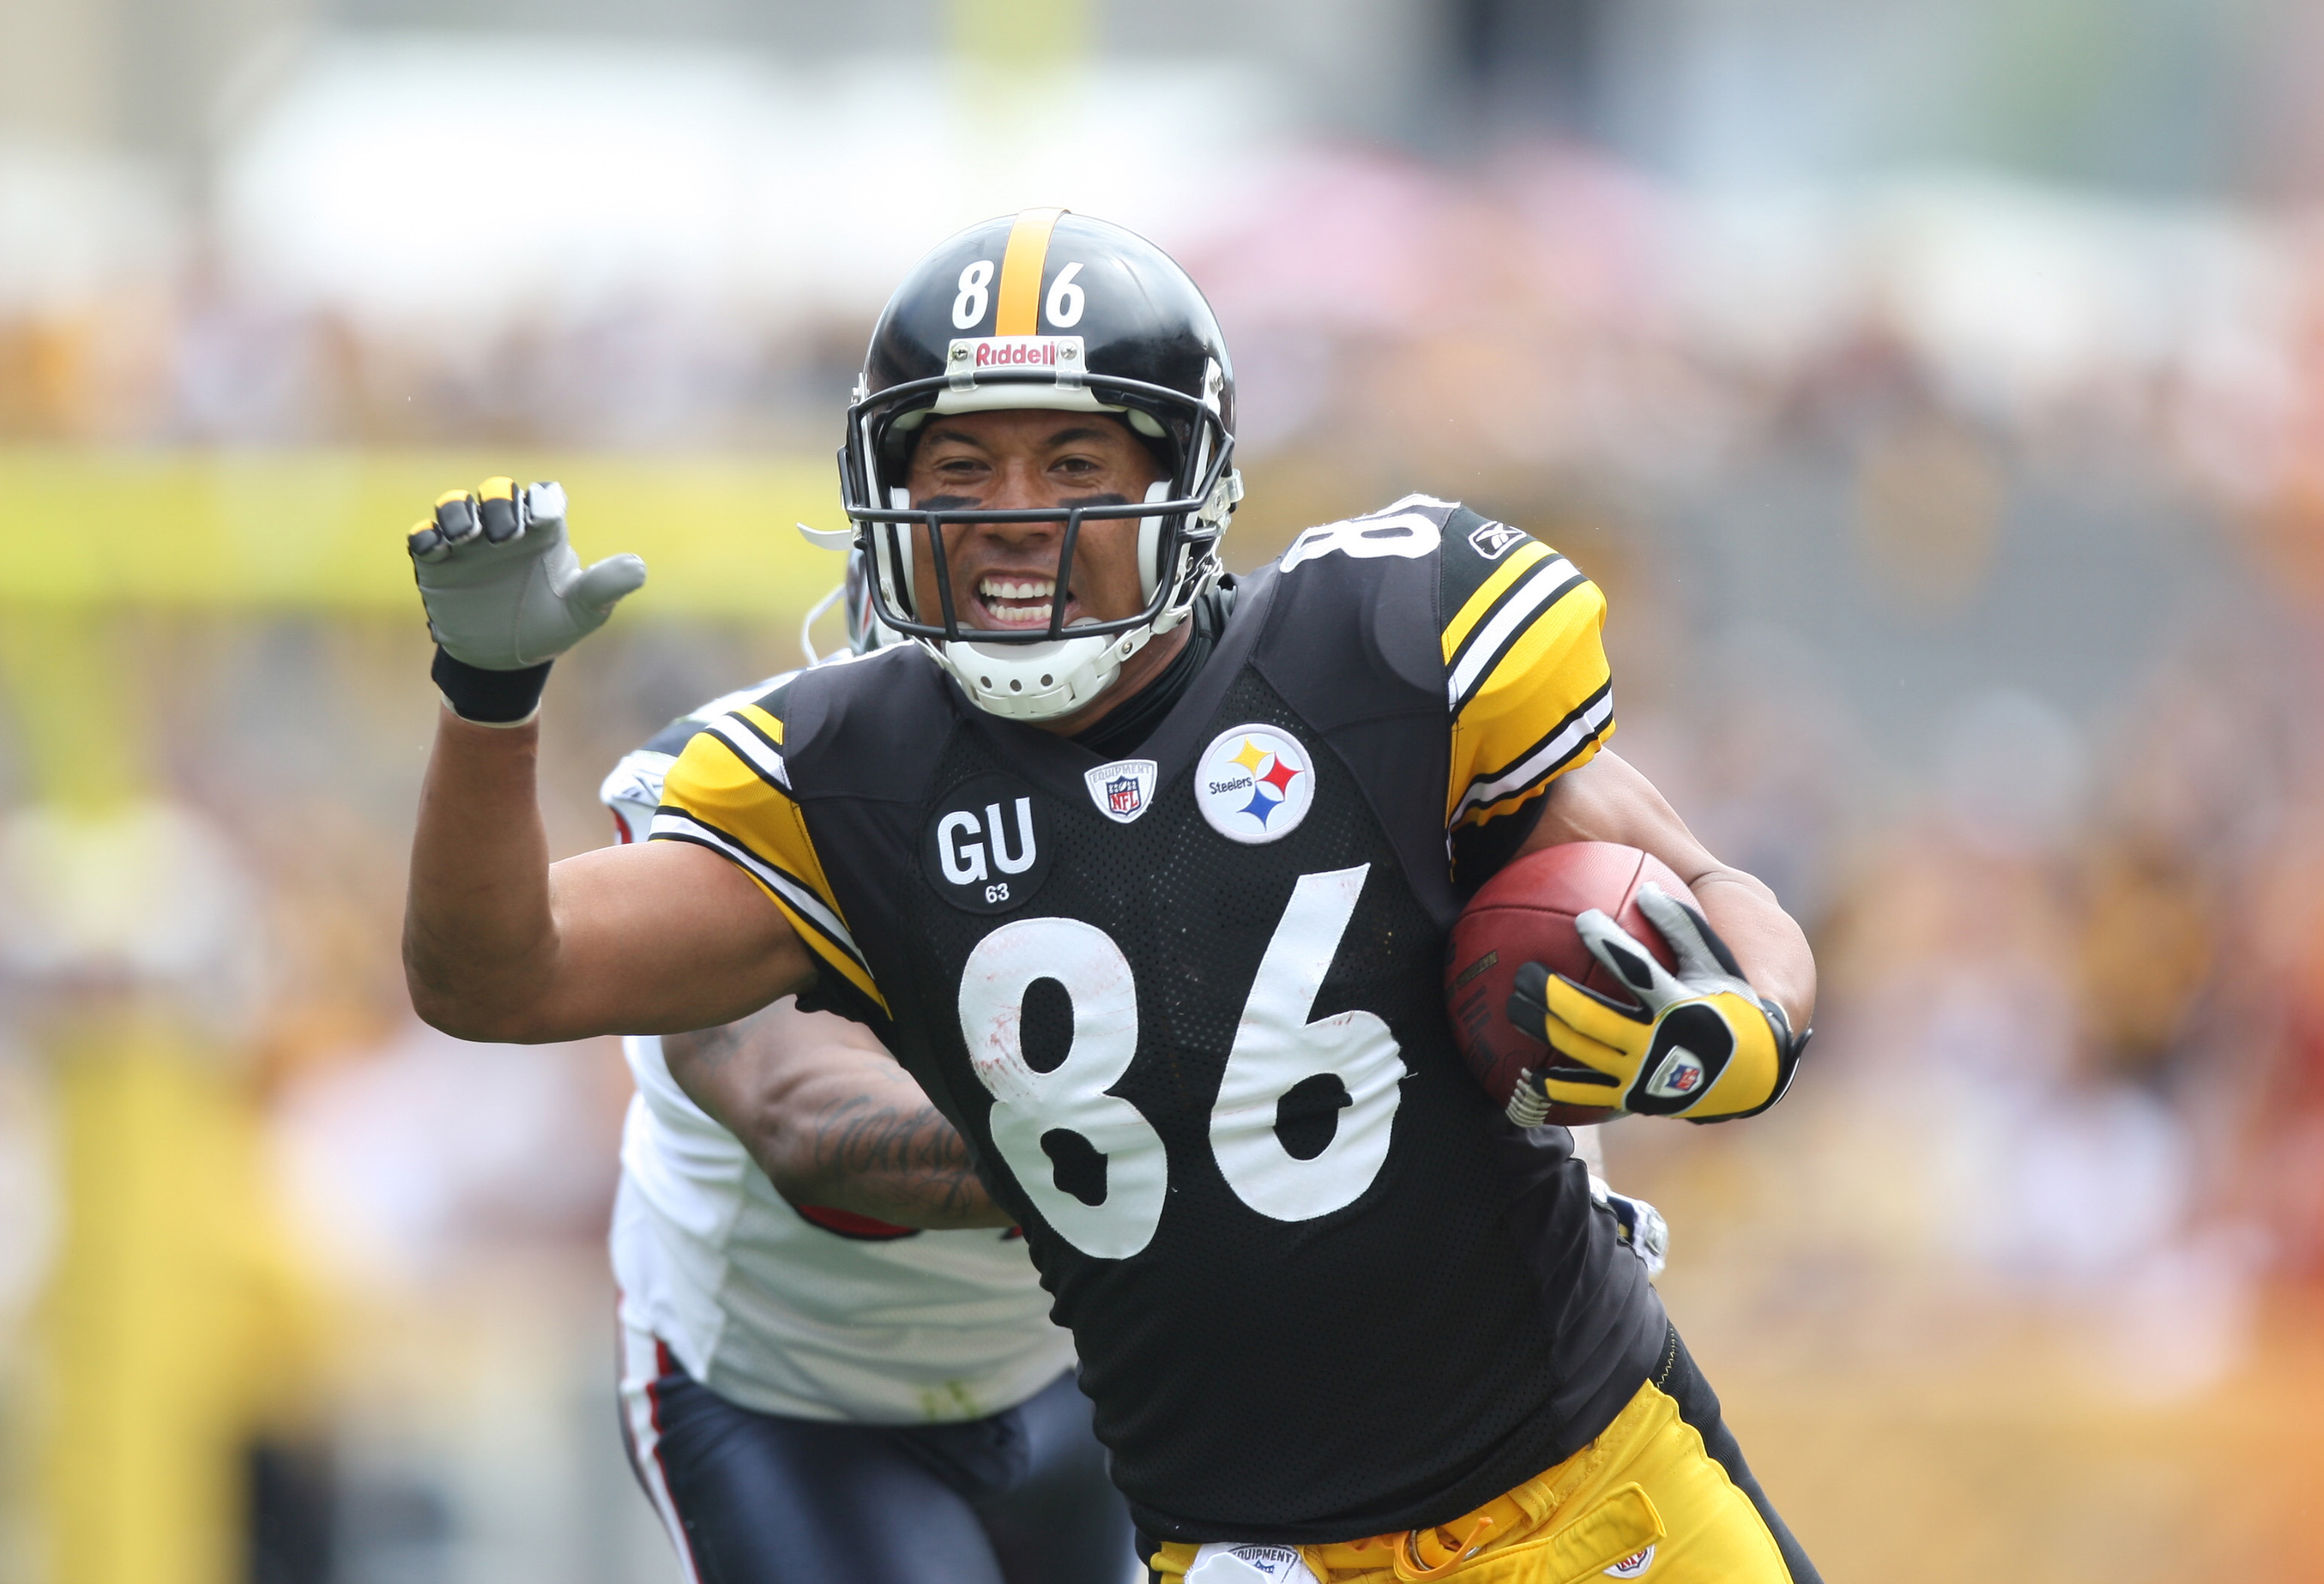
[995,207,1067,336]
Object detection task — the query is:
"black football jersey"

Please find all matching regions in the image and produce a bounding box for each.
[654,496,1667,1542]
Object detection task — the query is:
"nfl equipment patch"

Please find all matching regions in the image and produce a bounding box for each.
[1083,757,1159,824]
[1184,1542,1319,1583]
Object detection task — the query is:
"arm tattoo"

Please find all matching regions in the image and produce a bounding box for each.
[662,1008,1004,1226]
[814,1092,992,1223]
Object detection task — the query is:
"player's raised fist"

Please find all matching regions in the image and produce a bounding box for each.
[1506,884,1807,1123]
[407,477,646,723]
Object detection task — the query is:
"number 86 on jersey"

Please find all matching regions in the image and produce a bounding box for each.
[957,864,1408,1260]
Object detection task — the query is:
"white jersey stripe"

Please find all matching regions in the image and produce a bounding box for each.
[1450,686,1614,825]
[648,808,866,972]
[706,714,791,791]
[1445,554,1579,714]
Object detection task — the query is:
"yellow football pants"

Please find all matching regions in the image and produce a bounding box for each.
[1152,1374,1792,1584]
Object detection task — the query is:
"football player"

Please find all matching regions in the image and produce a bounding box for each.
[403,210,1819,1582]
[606,566,1669,1584]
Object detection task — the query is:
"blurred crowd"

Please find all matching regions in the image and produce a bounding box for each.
[8,94,2324,1584]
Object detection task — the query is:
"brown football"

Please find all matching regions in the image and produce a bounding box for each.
[1443,842,1694,1126]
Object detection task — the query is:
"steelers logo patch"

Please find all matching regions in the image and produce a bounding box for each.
[1194,724,1316,845]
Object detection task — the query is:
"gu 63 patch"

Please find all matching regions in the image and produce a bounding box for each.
[923,774,1052,913]
[1194,724,1316,844]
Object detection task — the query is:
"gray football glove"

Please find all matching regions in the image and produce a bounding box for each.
[408,477,646,671]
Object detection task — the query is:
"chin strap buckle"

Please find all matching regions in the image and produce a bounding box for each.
[1199,469,1245,526]
[1220,469,1247,515]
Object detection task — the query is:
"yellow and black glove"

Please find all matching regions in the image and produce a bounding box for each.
[1505,884,1806,1124]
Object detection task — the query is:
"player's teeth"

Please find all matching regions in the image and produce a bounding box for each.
[981,578,1055,600]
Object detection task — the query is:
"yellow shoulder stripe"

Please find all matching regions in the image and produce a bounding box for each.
[1441,540,1552,660]
[1460,576,1607,723]
[656,723,889,1014]
[1445,574,1613,828]
[735,701,784,745]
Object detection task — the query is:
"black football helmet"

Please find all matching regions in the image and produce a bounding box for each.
[838,207,1241,720]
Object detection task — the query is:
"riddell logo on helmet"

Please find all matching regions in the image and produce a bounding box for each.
[950,336,1085,370]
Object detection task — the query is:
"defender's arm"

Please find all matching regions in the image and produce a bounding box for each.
[665,999,1011,1230]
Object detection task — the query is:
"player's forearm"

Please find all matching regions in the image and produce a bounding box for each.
[404,708,563,1040]
[668,1009,1012,1231]
[1528,751,1816,1031]
[779,1086,1013,1229]
[1685,867,1816,1033]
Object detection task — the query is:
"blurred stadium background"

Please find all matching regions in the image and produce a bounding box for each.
[6,0,2324,1579]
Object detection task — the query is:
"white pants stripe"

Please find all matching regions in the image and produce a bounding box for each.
[620,1320,704,1584]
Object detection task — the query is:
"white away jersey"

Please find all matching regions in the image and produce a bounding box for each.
[603,678,1072,1424]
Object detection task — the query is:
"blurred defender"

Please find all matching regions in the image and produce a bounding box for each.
[607,760,1134,1581]
[401,210,1821,1581]
[603,568,1133,1583]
